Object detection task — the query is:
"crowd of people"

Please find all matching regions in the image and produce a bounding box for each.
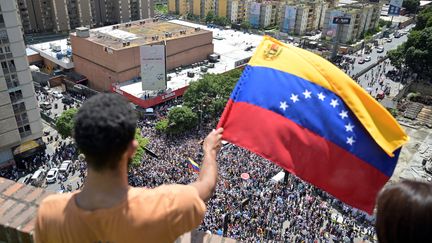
[127,118,377,242]
[0,100,379,241]
[0,91,381,242]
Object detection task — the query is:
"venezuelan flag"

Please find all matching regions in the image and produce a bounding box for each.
[187,158,200,173]
[217,36,408,214]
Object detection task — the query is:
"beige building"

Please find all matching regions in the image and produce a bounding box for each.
[260,2,278,28]
[70,21,214,91]
[294,4,309,35]
[0,0,43,165]
[168,0,190,15]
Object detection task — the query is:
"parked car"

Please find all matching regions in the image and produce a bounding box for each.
[59,160,72,174]
[52,91,64,99]
[386,37,392,43]
[358,59,365,64]
[376,46,384,53]
[364,56,372,62]
[39,102,52,110]
[30,169,46,187]
[61,96,74,105]
[46,168,59,183]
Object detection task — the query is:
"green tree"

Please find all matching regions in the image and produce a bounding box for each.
[387,46,405,69]
[213,16,229,26]
[55,108,78,138]
[402,0,420,13]
[387,7,432,80]
[155,118,169,133]
[415,6,432,31]
[183,68,242,121]
[131,129,149,167]
[240,21,252,30]
[166,106,198,134]
[205,11,215,23]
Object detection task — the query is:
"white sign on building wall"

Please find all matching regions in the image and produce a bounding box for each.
[140,45,167,91]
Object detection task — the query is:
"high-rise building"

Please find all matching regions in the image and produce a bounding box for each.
[168,0,189,15]
[215,0,227,17]
[191,0,213,18]
[227,0,239,22]
[17,0,70,33]
[17,0,154,33]
[294,4,309,35]
[0,0,43,165]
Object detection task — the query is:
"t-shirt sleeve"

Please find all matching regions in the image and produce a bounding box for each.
[165,185,207,239]
[34,200,47,243]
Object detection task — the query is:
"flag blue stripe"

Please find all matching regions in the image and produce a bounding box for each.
[231,65,399,176]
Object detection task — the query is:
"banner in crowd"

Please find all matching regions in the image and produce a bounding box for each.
[217,36,408,213]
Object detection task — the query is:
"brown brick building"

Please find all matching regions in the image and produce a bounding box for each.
[70,20,214,91]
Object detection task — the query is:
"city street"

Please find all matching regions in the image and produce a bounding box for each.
[350,33,408,76]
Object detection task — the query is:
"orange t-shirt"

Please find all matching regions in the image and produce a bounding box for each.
[34,184,206,243]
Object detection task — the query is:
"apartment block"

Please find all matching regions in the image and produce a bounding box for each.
[215,0,227,17]
[0,0,43,165]
[190,0,213,17]
[294,4,309,35]
[321,2,383,44]
[91,0,154,26]
[17,0,70,33]
[279,4,297,34]
[168,0,189,15]
[227,0,239,22]
[17,0,154,33]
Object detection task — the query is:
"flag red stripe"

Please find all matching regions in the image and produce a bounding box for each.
[220,100,389,213]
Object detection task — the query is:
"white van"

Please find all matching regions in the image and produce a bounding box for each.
[30,169,46,187]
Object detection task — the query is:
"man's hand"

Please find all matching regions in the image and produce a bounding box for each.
[203,128,224,156]
[190,128,224,202]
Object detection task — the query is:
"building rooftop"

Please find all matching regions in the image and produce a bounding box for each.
[118,20,263,99]
[74,19,211,50]
[29,39,74,69]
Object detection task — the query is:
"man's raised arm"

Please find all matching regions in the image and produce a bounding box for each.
[190,128,223,202]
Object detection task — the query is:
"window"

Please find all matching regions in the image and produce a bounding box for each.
[18,124,32,138]
[4,46,10,52]
[13,102,26,113]
[9,90,23,103]
[15,112,29,127]
[0,14,4,28]
[5,74,19,89]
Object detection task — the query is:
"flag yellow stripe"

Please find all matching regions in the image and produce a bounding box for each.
[248,36,408,156]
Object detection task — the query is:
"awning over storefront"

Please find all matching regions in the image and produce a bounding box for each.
[13,138,45,156]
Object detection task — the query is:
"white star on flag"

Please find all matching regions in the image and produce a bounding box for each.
[339,110,348,119]
[346,137,355,146]
[317,92,326,101]
[280,101,288,111]
[290,94,299,103]
[330,99,339,108]
[302,90,312,99]
[345,123,354,132]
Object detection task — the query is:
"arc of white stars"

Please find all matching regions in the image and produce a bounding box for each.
[330,99,339,108]
[280,101,288,111]
[317,92,326,101]
[346,137,355,146]
[290,94,299,103]
[302,90,312,99]
[339,110,348,119]
[345,123,354,132]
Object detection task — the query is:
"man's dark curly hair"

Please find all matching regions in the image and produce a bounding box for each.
[73,93,137,171]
